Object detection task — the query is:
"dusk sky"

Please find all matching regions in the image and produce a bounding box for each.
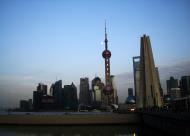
[0,0,190,107]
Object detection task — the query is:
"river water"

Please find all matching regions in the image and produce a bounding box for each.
[0,125,165,136]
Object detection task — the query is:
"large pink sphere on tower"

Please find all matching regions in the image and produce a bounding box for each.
[102,50,111,59]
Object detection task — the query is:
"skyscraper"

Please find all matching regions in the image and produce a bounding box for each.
[102,22,114,106]
[180,76,190,96]
[20,99,32,111]
[166,76,181,99]
[128,88,133,97]
[92,77,103,102]
[167,76,179,93]
[33,83,48,110]
[138,34,163,108]
[33,91,41,110]
[37,83,47,95]
[79,77,91,105]
[110,75,118,105]
[125,88,135,104]
[133,56,140,98]
[63,83,78,111]
[51,80,64,109]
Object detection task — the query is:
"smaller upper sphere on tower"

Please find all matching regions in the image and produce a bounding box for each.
[102,50,111,59]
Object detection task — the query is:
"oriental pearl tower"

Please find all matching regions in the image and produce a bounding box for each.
[102,22,113,105]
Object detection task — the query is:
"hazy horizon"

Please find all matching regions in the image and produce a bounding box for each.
[1,59,190,108]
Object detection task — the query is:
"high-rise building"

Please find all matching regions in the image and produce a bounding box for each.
[63,83,78,111]
[102,22,114,106]
[166,76,181,99]
[51,80,64,109]
[110,75,118,105]
[92,77,103,102]
[79,77,91,105]
[180,76,190,96]
[128,88,133,97]
[138,34,163,108]
[133,56,140,98]
[169,88,181,99]
[37,83,47,95]
[33,91,41,110]
[167,76,179,93]
[20,99,32,111]
[41,95,55,110]
[92,77,104,107]
[33,83,48,110]
[125,88,136,104]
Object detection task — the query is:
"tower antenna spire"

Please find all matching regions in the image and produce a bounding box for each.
[104,20,108,50]
[105,20,107,38]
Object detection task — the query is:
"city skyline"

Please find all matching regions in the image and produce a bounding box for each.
[0,0,190,107]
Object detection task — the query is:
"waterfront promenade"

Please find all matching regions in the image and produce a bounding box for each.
[0,112,141,125]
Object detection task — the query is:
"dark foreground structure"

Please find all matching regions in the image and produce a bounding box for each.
[141,111,190,136]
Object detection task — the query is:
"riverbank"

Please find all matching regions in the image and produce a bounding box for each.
[0,113,141,125]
